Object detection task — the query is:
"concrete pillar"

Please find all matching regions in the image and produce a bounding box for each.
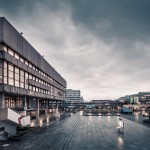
[56,101,58,107]
[24,96,27,116]
[51,101,53,113]
[36,98,39,120]
[0,93,5,108]
[45,99,48,117]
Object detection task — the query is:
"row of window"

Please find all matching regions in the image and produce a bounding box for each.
[1,61,65,98]
[4,97,22,108]
[0,44,64,89]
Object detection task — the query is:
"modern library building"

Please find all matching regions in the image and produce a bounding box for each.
[0,17,66,124]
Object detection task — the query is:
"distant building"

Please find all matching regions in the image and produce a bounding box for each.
[92,100,112,105]
[117,92,150,104]
[66,89,84,103]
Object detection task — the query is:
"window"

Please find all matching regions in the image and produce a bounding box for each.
[33,86,35,91]
[25,60,28,66]
[29,85,32,90]
[8,48,14,56]
[8,63,14,85]
[0,44,7,52]
[15,53,19,60]
[29,74,32,79]
[20,70,24,88]
[33,66,35,70]
[36,87,38,92]
[0,60,2,83]
[36,77,39,82]
[20,57,24,63]
[33,76,35,81]
[39,79,41,83]
[15,67,19,87]
[4,61,7,84]
[41,80,43,84]
[29,63,32,68]
[25,72,28,89]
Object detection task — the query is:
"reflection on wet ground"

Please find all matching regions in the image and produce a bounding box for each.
[121,111,150,128]
[1,112,150,150]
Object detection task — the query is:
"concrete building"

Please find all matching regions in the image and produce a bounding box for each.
[0,17,66,139]
[66,89,84,103]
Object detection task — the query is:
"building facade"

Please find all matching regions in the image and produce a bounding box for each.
[0,17,66,114]
[66,89,84,103]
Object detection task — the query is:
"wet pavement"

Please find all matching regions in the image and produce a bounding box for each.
[1,111,150,150]
[121,112,150,128]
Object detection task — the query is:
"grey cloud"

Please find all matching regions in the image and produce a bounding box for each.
[1,0,150,100]
[68,0,150,43]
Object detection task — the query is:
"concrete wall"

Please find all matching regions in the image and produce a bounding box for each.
[0,121,16,140]
[0,17,66,87]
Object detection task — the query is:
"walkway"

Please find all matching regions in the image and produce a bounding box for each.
[1,112,150,150]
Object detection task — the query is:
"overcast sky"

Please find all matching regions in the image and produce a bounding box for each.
[1,0,150,101]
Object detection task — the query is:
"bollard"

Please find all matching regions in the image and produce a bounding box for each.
[117,118,124,134]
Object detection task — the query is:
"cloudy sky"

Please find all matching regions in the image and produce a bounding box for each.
[1,0,150,101]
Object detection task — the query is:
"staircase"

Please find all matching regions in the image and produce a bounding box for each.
[0,108,30,126]
[0,108,30,140]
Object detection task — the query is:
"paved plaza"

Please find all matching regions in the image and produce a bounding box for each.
[1,112,150,150]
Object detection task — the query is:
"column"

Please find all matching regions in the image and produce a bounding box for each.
[56,101,58,107]
[45,99,48,117]
[23,96,27,116]
[36,98,39,120]
[51,100,53,113]
[0,93,5,108]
